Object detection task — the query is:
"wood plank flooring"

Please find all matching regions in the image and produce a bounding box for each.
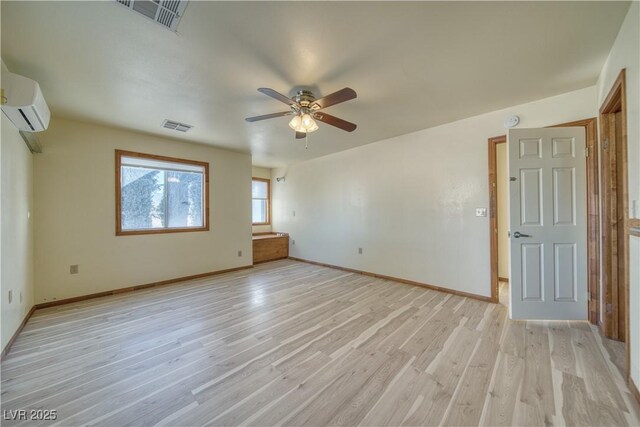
[1,260,638,426]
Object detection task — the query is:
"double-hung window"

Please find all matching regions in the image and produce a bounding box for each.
[252,178,270,225]
[116,150,209,235]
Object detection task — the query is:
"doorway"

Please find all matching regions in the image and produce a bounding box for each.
[488,136,510,306]
[599,69,629,354]
[488,118,599,323]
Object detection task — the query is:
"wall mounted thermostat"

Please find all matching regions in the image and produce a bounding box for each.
[503,115,520,128]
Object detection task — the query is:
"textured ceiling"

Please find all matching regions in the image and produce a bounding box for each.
[1,1,630,166]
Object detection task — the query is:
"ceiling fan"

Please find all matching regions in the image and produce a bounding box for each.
[245,87,357,139]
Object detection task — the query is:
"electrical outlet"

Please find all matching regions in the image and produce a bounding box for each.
[291,239,295,245]
[70,265,79,274]
[20,291,23,303]
[358,248,363,254]
[8,290,12,304]
[293,210,296,217]
[237,250,242,257]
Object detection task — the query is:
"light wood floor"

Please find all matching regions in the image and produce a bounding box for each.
[1,260,638,426]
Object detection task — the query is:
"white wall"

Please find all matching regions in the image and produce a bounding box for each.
[0,113,35,351]
[596,2,640,389]
[496,143,509,280]
[273,87,596,298]
[34,118,252,303]
[252,166,272,234]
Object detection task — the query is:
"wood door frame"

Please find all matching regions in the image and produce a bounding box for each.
[599,69,630,379]
[488,135,507,304]
[488,118,599,326]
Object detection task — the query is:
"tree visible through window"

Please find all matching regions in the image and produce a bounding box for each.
[116,150,208,235]
[252,178,270,225]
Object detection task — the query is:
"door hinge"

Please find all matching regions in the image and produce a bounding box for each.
[585,146,589,158]
[587,291,592,300]
[510,177,517,182]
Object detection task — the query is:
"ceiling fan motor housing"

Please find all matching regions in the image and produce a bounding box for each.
[294,90,317,108]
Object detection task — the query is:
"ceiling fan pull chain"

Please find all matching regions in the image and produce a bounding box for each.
[305,134,308,149]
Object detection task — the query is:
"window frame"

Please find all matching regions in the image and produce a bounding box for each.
[251,177,271,226]
[115,149,210,236]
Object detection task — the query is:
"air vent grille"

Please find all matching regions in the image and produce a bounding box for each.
[162,119,193,132]
[115,0,187,32]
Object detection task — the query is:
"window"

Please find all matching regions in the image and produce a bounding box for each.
[116,150,209,235]
[252,178,270,225]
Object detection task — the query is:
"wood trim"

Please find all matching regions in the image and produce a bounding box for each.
[599,69,629,381]
[252,234,289,241]
[600,70,626,114]
[289,257,493,303]
[34,265,252,309]
[488,135,506,304]
[252,177,271,226]
[487,118,599,324]
[115,149,210,236]
[629,218,640,237]
[1,305,36,361]
[254,256,289,264]
[498,277,509,283]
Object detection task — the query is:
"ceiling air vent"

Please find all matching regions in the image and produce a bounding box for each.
[162,119,193,132]
[115,0,188,32]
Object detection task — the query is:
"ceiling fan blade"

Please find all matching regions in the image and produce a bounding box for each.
[257,88,298,106]
[313,112,357,132]
[296,132,306,139]
[245,111,292,122]
[312,88,357,110]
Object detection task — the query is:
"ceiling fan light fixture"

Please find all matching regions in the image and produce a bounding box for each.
[288,115,302,131]
[288,113,318,133]
[302,117,318,133]
[301,113,314,128]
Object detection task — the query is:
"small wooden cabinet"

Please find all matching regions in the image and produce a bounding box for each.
[253,233,289,264]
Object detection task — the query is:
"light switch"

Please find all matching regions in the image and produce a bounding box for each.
[475,208,487,217]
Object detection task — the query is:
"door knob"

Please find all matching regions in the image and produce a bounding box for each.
[513,231,532,238]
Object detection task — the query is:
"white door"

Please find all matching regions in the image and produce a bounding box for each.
[508,127,587,320]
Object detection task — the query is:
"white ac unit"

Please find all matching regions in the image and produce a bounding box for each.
[1,72,50,132]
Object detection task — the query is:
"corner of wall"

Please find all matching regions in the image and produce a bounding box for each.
[1,111,36,354]
[595,0,640,387]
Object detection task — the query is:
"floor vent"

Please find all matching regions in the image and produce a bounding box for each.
[162,119,193,132]
[115,0,187,32]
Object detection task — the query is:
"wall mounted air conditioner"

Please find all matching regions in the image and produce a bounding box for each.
[1,72,50,132]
